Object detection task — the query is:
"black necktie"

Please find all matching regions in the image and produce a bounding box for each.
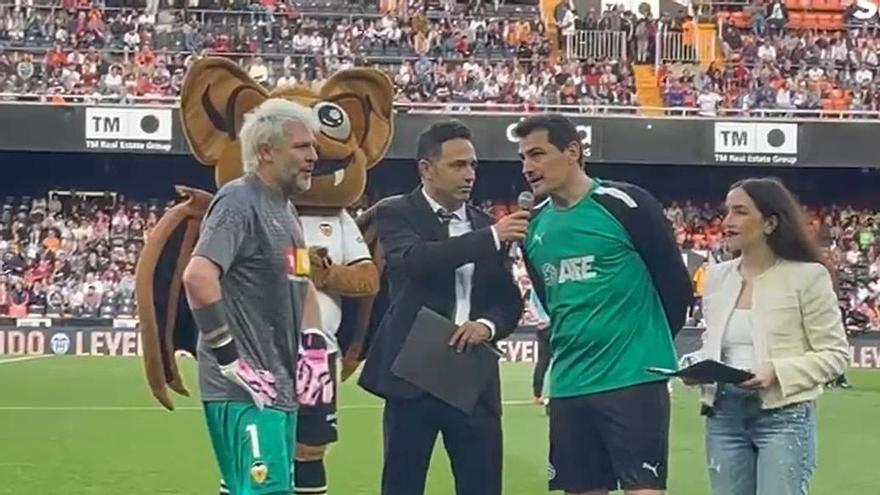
[436,209,455,225]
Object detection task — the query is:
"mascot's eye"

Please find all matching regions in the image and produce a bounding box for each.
[313,102,351,141]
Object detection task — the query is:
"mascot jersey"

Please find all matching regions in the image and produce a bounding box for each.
[300,210,371,354]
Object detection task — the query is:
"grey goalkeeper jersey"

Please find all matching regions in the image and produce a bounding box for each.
[193,175,309,411]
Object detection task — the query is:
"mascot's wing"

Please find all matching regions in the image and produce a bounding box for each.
[337,197,401,382]
[136,186,212,410]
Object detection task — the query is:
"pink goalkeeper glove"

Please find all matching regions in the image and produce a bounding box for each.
[219,358,278,410]
[297,329,335,407]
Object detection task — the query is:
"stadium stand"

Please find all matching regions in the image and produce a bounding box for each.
[655,0,880,115]
[5,190,876,336]
[0,1,878,323]
[3,0,878,116]
[0,192,167,319]
[0,1,638,109]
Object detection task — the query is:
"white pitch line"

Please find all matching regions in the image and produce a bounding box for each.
[0,399,536,412]
[0,355,53,365]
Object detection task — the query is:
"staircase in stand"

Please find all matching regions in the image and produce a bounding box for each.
[634,64,664,116]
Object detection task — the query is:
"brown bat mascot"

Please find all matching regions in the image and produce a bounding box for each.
[134,57,394,416]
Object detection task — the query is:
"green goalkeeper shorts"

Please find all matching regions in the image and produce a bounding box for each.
[203,401,297,495]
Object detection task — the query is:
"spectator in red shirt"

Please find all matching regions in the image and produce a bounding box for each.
[46,45,66,68]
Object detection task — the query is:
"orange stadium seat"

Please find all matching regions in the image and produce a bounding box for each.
[730,12,749,28]
[789,12,805,28]
[821,99,836,114]
[830,13,845,29]
[825,0,843,10]
[803,13,820,28]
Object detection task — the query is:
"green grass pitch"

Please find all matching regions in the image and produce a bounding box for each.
[0,356,877,494]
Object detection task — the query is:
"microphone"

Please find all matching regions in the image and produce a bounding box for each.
[508,191,535,259]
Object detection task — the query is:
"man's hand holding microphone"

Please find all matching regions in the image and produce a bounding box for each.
[496,191,535,252]
[447,192,534,354]
[495,210,531,246]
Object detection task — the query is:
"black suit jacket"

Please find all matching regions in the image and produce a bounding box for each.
[358,188,524,416]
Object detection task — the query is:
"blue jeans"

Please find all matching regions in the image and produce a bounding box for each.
[705,384,816,495]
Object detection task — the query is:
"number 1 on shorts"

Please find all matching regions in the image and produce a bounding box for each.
[246,424,262,459]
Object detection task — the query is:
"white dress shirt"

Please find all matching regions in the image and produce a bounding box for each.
[422,189,502,338]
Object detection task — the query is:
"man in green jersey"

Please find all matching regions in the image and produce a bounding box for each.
[513,114,692,495]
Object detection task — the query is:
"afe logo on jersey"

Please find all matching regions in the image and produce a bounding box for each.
[543,256,596,286]
[319,223,333,237]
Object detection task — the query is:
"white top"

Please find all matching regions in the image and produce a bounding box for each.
[721,309,754,370]
[421,189,477,327]
[300,209,371,353]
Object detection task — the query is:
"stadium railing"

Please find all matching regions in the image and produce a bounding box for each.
[563,30,627,61]
[0,44,523,65]
[2,95,879,120]
[655,29,718,68]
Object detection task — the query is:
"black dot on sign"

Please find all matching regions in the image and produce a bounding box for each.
[767,129,786,148]
[140,115,159,134]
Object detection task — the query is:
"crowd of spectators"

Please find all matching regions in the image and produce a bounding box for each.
[657,0,880,115]
[1,191,877,334]
[5,0,880,114]
[0,1,639,109]
[0,193,168,319]
[666,201,880,332]
[660,26,880,114]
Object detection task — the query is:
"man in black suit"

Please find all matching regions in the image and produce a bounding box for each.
[358,120,529,495]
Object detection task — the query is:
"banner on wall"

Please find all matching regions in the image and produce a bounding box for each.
[495,329,880,367]
[2,326,879,369]
[3,104,880,169]
[0,328,142,357]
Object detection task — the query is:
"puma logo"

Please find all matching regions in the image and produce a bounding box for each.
[641,462,661,478]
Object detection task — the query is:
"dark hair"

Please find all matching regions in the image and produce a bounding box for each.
[732,178,837,288]
[415,120,472,163]
[512,113,581,157]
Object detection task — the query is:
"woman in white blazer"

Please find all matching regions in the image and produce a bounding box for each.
[685,178,848,495]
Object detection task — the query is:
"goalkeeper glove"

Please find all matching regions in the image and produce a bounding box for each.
[219,358,278,410]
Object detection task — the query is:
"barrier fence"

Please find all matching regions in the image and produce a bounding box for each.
[655,29,717,67]
[564,30,628,61]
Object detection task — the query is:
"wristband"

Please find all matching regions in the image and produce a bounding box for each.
[193,300,238,365]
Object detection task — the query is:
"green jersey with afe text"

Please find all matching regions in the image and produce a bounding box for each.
[524,179,677,398]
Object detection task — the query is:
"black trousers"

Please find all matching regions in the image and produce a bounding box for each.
[532,329,551,397]
[381,395,502,495]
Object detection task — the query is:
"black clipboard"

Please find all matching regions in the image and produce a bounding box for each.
[647,360,755,384]
[391,307,499,414]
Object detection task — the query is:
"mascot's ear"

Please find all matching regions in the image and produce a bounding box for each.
[179,57,269,169]
[321,69,394,170]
